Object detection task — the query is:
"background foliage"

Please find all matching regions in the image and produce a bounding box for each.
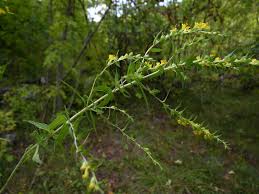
[0,0,258,193]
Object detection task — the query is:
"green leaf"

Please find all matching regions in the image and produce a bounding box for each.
[99,93,113,107]
[127,63,136,76]
[89,111,96,130]
[95,85,112,93]
[118,86,130,97]
[149,67,164,79]
[0,64,6,80]
[139,86,149,111]
[32,144,42,164]
[94,108,104,115]
[95,85,114,107]
[55,124,69,145]
[114,70,120,87]
[26,120,49,132]
[135,91,142,99]
[149,89,160,95]
[150,48,162,53]
[48,114,67,131]
[73,117,83,132]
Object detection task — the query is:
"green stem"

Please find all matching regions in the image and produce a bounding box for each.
[0,144,36,194]
[0,64,178,193]
[68,65,176,124]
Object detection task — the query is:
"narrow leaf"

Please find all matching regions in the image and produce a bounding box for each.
[26,120,49,132]
[55,124,69,145]
[32,144,42,164]
[48,114,66,131]
[150,48,162,53]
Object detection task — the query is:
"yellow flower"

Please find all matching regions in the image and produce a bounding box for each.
[181,23,190,32]
[225,62,232,68]
[108,54,117,61]
[194,22,210,30]
[170,26,177,33]
[250,59,259,66]
[88,182,95,190]
[0,8,6,15]
[193,130,202,136]
[177,119,187,126]
[145,62,153,68]
[210,50,217,57]
[88,177,98,191]
[214,57,222,62]
[203,129,210,135]
[203,129,213,140]
[82,167,89,179]
[80,161,89,171]
[154,59,167,68]
[160,59,167,65]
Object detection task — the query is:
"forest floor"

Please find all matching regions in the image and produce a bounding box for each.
[5,82,259,194]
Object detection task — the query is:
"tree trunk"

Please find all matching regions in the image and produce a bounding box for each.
[55,0,74,111]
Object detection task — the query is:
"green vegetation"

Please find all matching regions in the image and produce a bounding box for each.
[0,0,258,193]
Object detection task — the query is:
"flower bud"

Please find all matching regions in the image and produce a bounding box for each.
[82,167,89,179]
[88,177,97,191]
[80,161,89,171]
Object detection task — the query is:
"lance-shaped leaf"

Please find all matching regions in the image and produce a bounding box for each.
[48,114,67,131]
[26,120,50,133]
[32,144,42,164]
[95,85,114,107]
[150,48,162,53]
